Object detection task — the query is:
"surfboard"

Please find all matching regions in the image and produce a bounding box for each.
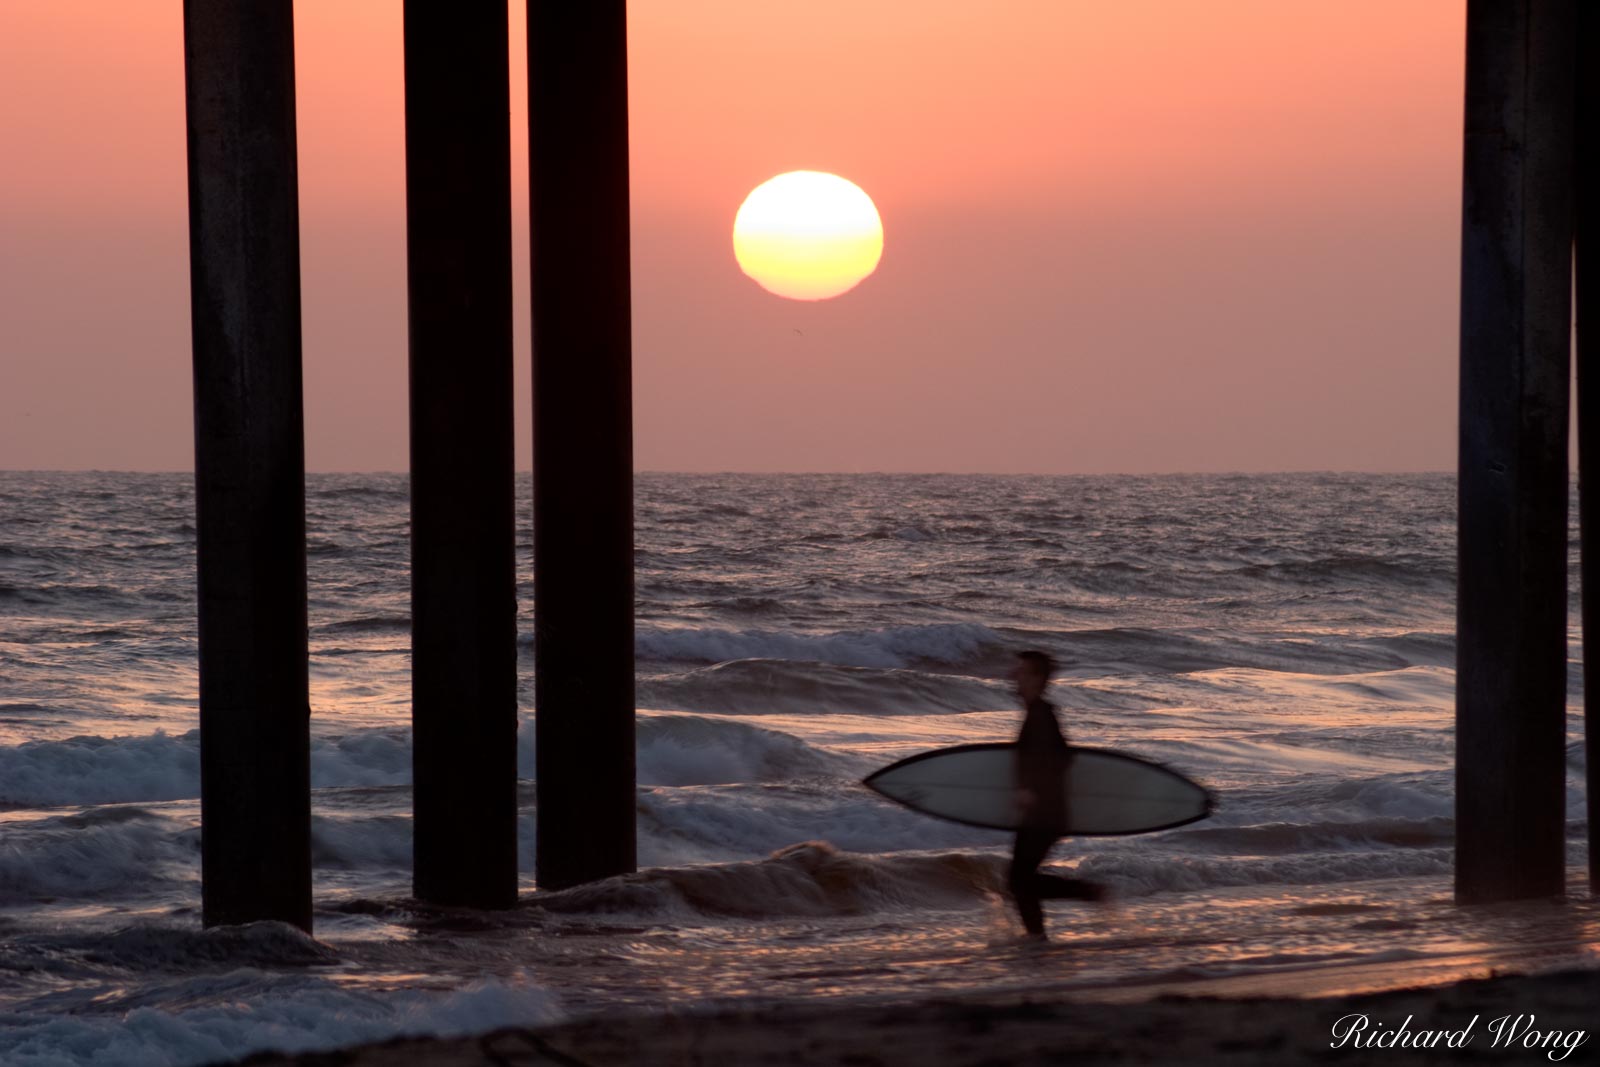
[862,742,1214,835]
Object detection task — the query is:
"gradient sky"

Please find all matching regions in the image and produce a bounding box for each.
[0,1,1468,473]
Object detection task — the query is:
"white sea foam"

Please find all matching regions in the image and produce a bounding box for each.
[0,733,200,808]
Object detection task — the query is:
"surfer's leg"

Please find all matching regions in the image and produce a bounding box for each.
[1031,795,1104,901]
[1008,829,1053,936]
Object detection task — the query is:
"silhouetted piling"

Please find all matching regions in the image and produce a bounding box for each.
[1456,0,1576,905]
[528,2,637,889]
[1579,0,1599,893]
[182,0,312,930]
[404,2,518,908]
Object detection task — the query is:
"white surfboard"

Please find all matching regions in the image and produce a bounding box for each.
[862,742,1214,835]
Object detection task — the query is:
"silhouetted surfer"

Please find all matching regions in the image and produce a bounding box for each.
[1010,649,1104,940]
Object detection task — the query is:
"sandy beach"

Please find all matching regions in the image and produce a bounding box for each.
[232,964,1599,1066]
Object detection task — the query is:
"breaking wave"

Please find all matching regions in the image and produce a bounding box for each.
[532,841,1002,919]
[0,714,856,808]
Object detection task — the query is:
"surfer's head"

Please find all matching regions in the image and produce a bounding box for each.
[1013,649,1055,701]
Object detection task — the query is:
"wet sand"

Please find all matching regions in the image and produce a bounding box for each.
[234,964,1597,1066]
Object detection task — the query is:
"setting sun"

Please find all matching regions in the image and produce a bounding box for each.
[732,171,884,301]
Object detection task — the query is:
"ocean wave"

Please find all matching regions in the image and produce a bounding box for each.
[1350,631,1455,668]
[0,703,66,722]
[306,482,408,502]
[863,524,936,542]
[0,809,195,903]
[636,622,1008,669]
[0,715,854,808]
[294,776,956,872]
[537,833,1462,919]
[310,814,418,870]
[637,659,1006,717]
[7,807,469,894]
[0,767,1517,900]
[0,582,148,609]
[1231,554,1452,589]
[71,921,338,971]
[533,840,1001,919]
[1130,737,1446,789]
[1166,815,1455,854]
[680,594,790,617]
[310,615,411,636]
[636,782,990,865]
[1051,627,1456,676]
[633,715,861,785]
[0,733,202,808]
[1082,846,1455,894]
[0,730,422,808]
[305,538,349,557]
[1215,770,1456,826]
[4,771,984,879]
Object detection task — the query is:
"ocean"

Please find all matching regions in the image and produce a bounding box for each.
[0,471,1592,1066]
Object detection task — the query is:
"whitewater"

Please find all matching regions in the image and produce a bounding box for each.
[0,471,1591,1066]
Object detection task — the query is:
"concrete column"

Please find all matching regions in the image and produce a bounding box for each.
[1456,0,1577,904]
[527,1,637,889]
[181,0,312,930]
[404,2,518,908]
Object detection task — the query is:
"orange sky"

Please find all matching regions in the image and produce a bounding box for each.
[0,1,1466,472]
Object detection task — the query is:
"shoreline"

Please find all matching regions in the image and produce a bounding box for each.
[233,963,1599,1066]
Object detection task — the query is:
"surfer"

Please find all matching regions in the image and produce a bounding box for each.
[1009,649,1104,940]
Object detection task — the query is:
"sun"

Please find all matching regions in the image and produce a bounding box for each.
[732,171,884,301]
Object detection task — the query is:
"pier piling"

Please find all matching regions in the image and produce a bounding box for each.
[1579,0,1598,894]
[404,1,519,909]
[527,1,638,890]
[182,0,313,930]
[1456,0,1577,904]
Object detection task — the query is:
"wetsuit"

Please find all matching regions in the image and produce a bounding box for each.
[1009,696,1101,936]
